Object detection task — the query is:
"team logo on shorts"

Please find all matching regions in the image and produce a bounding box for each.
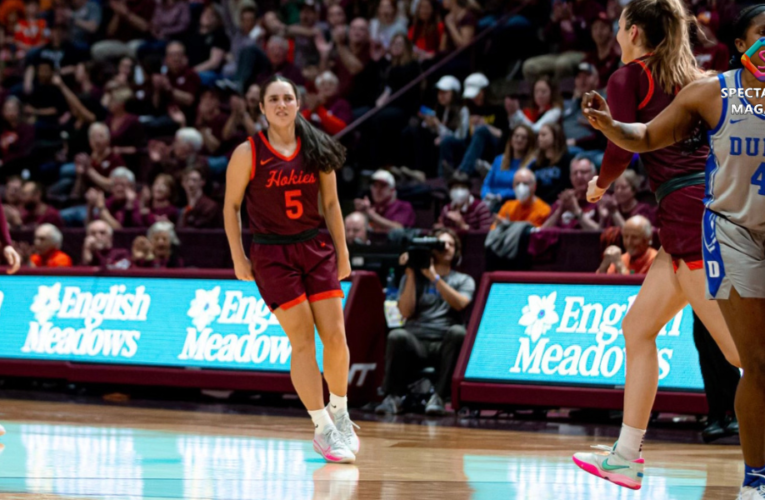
[742,37,765,82]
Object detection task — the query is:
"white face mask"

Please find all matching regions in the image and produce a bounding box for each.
[515,182,532,202]
[450,187,470,205]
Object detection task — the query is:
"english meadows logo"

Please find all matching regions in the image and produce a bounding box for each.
[21,284,149,358]
[178,287,291,365]
[509,292,681,380]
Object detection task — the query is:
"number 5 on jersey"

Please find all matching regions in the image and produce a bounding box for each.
[285,190,303,219]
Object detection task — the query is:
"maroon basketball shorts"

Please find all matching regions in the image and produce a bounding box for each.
[250,232,344,312]
[656,184,705,272]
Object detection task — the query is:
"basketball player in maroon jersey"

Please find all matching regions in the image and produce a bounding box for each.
[0,202,20,437]
[572,0,740,489]
[224,76,358,464]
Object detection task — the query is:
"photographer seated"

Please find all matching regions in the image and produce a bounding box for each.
[375,228,475,417]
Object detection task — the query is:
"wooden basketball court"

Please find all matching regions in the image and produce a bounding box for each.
[0,399,743,500]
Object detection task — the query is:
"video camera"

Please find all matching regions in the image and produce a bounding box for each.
[406,237,445,269]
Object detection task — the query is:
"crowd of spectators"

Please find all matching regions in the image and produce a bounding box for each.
[0,0,743,273]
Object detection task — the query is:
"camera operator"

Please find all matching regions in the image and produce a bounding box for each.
[375,228,475,417]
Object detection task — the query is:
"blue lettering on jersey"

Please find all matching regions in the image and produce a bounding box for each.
[729,137,765,157]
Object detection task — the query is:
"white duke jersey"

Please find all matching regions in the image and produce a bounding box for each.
[706,69,765,231]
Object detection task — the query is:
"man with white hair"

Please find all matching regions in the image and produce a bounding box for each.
[597,215,657,275]
[148,127,206,180]
[353,169,415,232]
[541,156,601,230]
[30,224,72,268]
[254,35,304,85]
[345,211,370,246]
[301,70,352,134]
[81,219,131,268]
[495,169,551,228]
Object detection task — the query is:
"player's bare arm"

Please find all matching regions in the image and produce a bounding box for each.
[583,77,723,153]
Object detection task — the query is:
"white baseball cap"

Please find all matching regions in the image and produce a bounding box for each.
[371,169,395,188]
[462,72,489,99]
[435,75,461,93]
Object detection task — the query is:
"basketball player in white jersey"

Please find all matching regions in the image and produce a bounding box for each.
[583,5,765,498]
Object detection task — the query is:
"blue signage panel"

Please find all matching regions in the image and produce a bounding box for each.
[0,276,351,372]
[465,282,704,391]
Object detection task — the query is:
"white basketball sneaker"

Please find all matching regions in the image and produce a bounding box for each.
[572,442,644,490]
[329,408,360,454]
[313,425,356,464]
[739,487,765,499]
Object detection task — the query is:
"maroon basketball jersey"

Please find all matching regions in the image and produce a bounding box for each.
[606,56,709,192]
[245,131,322,235]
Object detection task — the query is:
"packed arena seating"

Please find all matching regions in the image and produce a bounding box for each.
[0,0,743,275]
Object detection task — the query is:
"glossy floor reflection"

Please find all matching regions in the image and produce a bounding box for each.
[0,400,742,500]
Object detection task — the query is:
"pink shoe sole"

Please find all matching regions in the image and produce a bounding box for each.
[572,455,642,490]
[313,440,355,464]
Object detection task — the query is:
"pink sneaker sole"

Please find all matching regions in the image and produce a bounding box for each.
[313,440,355,464]
[572,455,643,490]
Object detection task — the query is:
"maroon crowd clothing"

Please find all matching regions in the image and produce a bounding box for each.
[141,204,180,227]
[104,197,143,227]
[439,197,493,232]
[372,198,416,230]
[244,132,343,312]
[583,43,622,87]
[693,43,730,72]
[20,205,64,228]
[254,62,305,87]
[0,199,11,249]
[84,151,126,191]
[86,248,131,269]
[548,198,600,229]
[106,114,146,170]
[112,0,155,42]
[602,201,658,228]
[164,67,202,115]
[197,112,230,155]
[543,0,604,53]
[178,195,220,228]
[0,122,34,167]
[602,56,709,263]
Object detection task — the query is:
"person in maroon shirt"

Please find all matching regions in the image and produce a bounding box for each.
[71,122,126,197]
[91,0,155,61]
[94,167,144,229]
[0,97,34,176]
[437,172,492,232]
[194,89,230,156]
[19,181,64,229]
[0,193,21,274]
[152,41,201,122]
[104,86,146,173]
[80,219,131,268]
[178,167,220,228]
[353,169,416,232]
[693,11,730,72]
[524,0,604,81]
[541,157,601,230]
[599,169,657,227]
[138,173,180,226]
[573,0,739,488]
[254,36,306,87]
[223,75,358,463]
[301,71,352,135]
[582,12,622,88]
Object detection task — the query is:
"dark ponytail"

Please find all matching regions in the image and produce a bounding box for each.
[729,4,765,69]
[260,75,347,173]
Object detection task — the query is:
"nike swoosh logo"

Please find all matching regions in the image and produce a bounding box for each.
[602,458,630,471]
[730,118,747,124]
[331,404,337,408]
[261,158,274,165]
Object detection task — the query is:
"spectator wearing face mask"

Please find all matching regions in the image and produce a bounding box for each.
[437,172,492,232]
[597,215,657,275]
[494,169,551,228]
[29,223,72,268]
[345,211,370,245]
[353,169,416,232]
[481,124,536,211]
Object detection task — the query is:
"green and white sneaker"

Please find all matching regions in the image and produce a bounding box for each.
[573,442,645,490]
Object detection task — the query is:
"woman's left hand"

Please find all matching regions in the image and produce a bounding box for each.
[337,253,352,281]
